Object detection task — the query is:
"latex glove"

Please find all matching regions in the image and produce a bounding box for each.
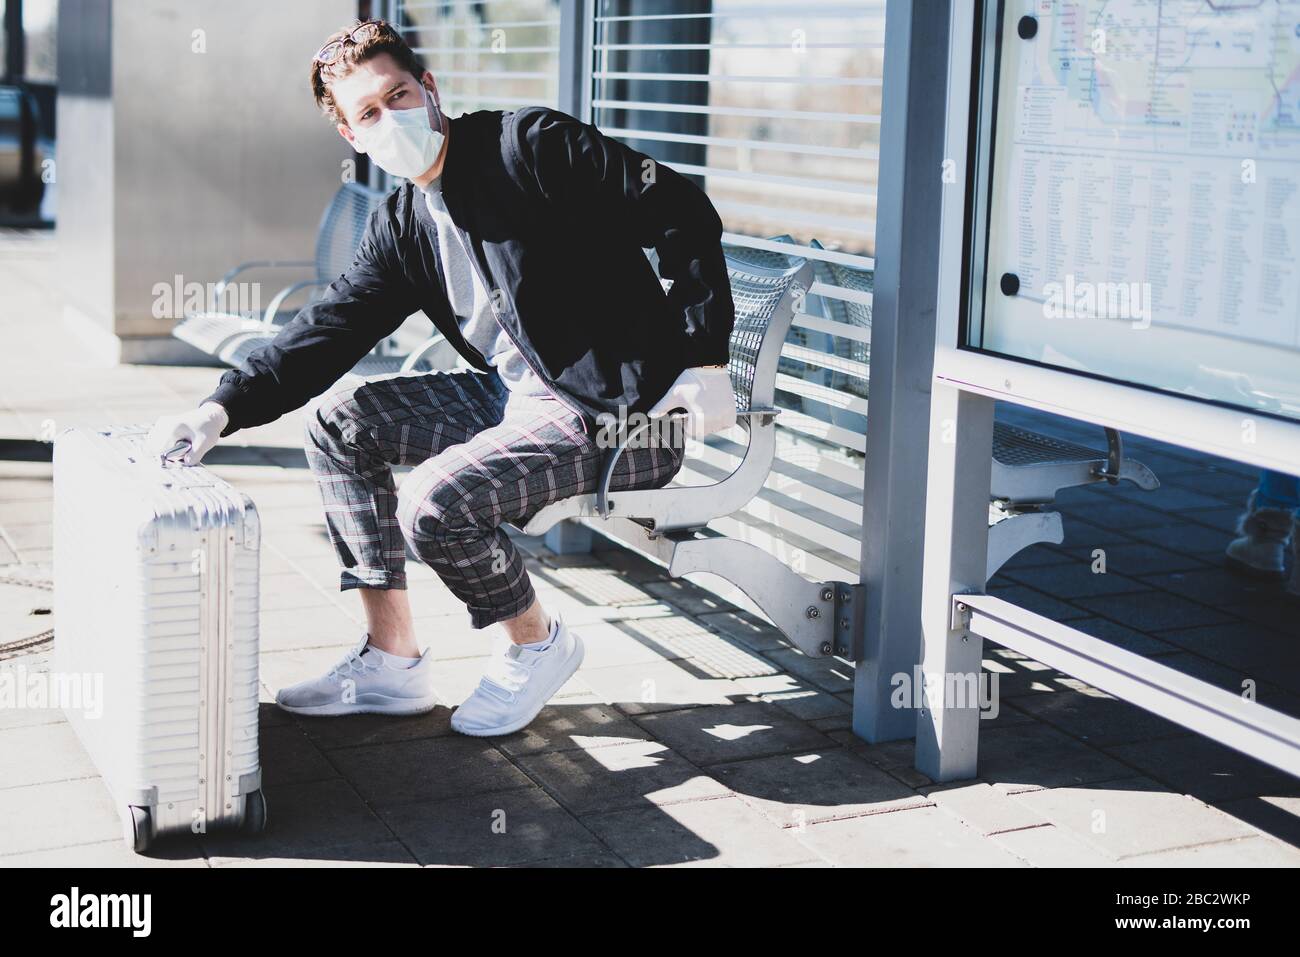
[146,402,229,466]
[647,366,735,440]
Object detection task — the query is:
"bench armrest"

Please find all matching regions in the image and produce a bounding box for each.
[262,279,329,329]
[399,333,449,373]
[595,412,688,518]
[214,260,316,299]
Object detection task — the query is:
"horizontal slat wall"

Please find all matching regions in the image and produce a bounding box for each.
[591,0,882,580]
[395,0,561,113]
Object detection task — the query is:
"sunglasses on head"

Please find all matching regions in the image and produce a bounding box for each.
[314,20,385,66]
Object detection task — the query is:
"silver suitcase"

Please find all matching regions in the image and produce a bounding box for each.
[53,425,266,852]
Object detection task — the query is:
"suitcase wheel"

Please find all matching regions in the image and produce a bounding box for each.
[127,805,153,854]
[242,788,268,835]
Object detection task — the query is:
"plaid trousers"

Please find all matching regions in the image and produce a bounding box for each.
[303,368,685,629]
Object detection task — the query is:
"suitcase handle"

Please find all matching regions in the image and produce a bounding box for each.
[161,439,192,467]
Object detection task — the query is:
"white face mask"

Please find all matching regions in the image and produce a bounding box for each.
[352,85,445,180]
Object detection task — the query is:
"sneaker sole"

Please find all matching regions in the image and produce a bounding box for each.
[275,693,440,718]
[451,634,586,737]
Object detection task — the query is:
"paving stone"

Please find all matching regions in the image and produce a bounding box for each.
[1008,688,1188,748]
[827,730,919,771]
[738,677,852,722]
[0,837,208,867]
[1067,501,1175,532]
[0,721,98,788]
[581,658,747,715]
[989,824,1117,867]
[259,722,341,787]
[632,701,833,766]
[292,707,455,752]
[981,646,1077,698]
[976,722,1134,790]
[694,608,793,654]
[1053,516,1141,549]
[529,594,680,629]
[516,739,730,815]
[1141,568,1275,608]
[198,778,393,860]
[1145,651,1300,716]
[589,546,672,583]
[642,579,741,616]
[712,747,925,827]
[506,850,628,868]
[923,781,1050,835]
[1073,591,1237,631]
[1119,836,1300,867]
[1067,617,1179,656]
[1073,541,1212,576]
[1103,735,1300,804]
[809,712,855,733]
[259,570,338,613]
[327,733,535,809]
[761,647,855,695]
[494,702,650,757]
[379,786,607,867]
[1011,777,1256,860]
[0,777,124,856]
[795,804,1025,867]
[1218,794,1300,846]
[259,603,364,653]
[528,564,658,607]
[1221,593,1300,632]
[585,796,818,867]
[985,585,1091,622]
[1155,621,1300,691]
[1113,485,1231,512]
[1151,522,1241,556]
[209,841,419,867]
[1002,562,1148,600]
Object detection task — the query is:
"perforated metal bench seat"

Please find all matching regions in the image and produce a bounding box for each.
[991,421,1159,506]
[171,183,439,378]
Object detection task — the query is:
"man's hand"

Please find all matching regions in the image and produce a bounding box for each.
[146,402,229,466]
[647,367,735,440]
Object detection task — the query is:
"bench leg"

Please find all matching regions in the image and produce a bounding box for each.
[667,535,836,658]
[916,383,994,783]
[986,509,1064,579]
[543,519,595,555]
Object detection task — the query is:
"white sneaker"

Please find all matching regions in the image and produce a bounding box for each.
[275,635,439,717]
[450,612,585,737]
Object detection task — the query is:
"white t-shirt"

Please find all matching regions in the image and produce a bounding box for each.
[420,178,550,397]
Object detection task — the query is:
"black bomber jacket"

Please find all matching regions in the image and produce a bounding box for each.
[204,105,736,438]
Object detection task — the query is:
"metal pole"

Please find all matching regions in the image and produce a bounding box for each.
[557,0,588,120]
[851,0,952,742]
[4,0,24,84]
[915,382,994,781]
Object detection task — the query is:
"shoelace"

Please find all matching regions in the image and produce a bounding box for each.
[326,643,380,682]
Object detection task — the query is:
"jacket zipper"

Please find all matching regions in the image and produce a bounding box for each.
[448,222,590,437]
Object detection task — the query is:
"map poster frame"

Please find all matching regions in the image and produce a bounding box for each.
[934,0,1300,476]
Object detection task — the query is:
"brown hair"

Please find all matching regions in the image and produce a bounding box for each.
[310,19,427,126]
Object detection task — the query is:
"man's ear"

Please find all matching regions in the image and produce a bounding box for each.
[338,122,364,153]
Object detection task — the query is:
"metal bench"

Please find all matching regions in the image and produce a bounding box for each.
[512,255,863,660]
[172,182,438,377]
[985,422,1160,577]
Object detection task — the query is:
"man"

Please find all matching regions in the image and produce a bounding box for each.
[147,19,737,736]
